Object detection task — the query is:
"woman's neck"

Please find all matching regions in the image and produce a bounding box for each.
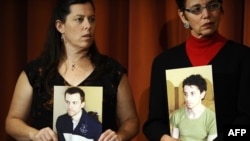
[188,32,225,48]
[63,46,90,71]
[186,32,227,66]
[65,46,89,61]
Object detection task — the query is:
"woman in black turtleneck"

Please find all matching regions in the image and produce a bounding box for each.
[143,0,250,141]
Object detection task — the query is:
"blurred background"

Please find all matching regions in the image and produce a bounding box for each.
[1,0,249,140]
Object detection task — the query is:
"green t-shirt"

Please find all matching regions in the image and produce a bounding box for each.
[170,107,217,141]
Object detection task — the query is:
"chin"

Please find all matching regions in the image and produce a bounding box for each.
[199,33,214,38]
[186,105,192,109]
[203,30,217,36]
[81,42,93,48]
[67,112,74,116]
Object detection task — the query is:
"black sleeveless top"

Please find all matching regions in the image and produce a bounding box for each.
[24,56,126,132]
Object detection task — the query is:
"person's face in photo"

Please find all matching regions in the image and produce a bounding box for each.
[65,93,85,117]
[183,85,205,109]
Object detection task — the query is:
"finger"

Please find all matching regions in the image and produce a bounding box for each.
[109,134,118,141]
[47,129,58,141]
[36,127,57,141]
[105,130,116,141]
[98,129,115,141]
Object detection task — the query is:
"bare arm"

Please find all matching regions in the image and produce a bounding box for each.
[99,74,139,141]
[5,71,57,141]
[115,74,139,140]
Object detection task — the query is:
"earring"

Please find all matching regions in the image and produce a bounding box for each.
[61,34,64,42]
[184,22,190,29]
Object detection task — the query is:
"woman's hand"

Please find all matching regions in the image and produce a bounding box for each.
[98,129,121,141]
[160,134,179,141]
[31,127,58,141]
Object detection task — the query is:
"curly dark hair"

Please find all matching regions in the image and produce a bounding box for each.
[182,74,207,92]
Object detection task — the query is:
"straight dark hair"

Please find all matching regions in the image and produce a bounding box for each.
[38,0,106,92]
[65,87,85,102]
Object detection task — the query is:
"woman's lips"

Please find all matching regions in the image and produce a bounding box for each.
[202,22,213,28]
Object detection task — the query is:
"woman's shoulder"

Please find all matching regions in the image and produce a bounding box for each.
[155,43,185,60]
[225,40,250,50]
[101,55,127,73]
[24,58,42,72]
[91,55,127,86]
[150,43,187,72]
[23,59,43,85]
[223,40,250,58]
